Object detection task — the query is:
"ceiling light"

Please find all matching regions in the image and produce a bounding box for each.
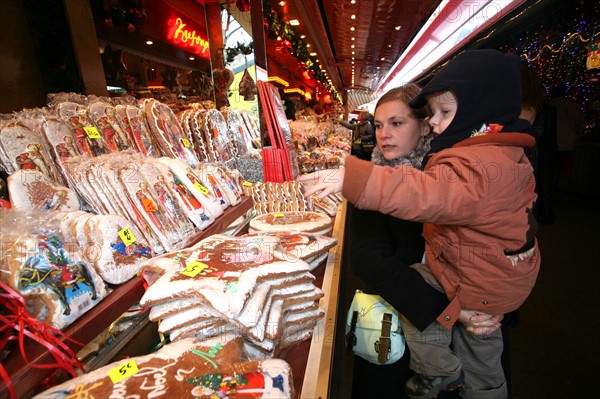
[277,36,282,41]
[310,52,317,56]
[351,0,356,3]
[388,44,392,48]
[300,35,306,39]
[285,88,305,96]
[267,76,289,86]
[395,26,402,30]
[351,15,356,19]
[351,45,355,48]
[189,56,195,60]
[279,1,285,6]
[351,37,355,41]
[350,27,355,31]
[146,40,153,45]
[290,19,300,26]
[307,44,311,47]
[352,51,355,55]
[379,0,523,91]
[381,57,385,61]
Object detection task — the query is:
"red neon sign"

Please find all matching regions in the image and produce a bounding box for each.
[167,17,210,58]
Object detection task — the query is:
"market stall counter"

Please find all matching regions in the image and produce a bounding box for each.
[1,197,346,399]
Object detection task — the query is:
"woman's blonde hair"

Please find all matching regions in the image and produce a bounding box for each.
[375,83,431,121]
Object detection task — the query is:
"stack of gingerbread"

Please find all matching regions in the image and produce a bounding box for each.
[138,234,326,359]
[58,153,243,254]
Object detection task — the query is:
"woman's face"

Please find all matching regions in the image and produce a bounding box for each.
[374,100,428,160]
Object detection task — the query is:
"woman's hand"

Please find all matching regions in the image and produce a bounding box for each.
[299,168,345,198]
[459,309,504,335]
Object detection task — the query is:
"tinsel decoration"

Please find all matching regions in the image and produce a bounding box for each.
[262,0,335,96]
[225,42,254,64]
[280,40,293,55]
[235,0,251,13]
[101,0,146,33]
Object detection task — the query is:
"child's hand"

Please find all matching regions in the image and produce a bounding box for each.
[459,309,503,335]
[299,168,345,198]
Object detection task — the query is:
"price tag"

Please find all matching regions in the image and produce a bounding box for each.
[194,182,209,196]
[108,359,139,384]
[118,227,136,246]
[84,126,101,139]
[180,260,207,277]
[181,138,191,148]
[243,181,252,187]
[213,128,219,138]
[274,213,285,218]
[142,198,157,212]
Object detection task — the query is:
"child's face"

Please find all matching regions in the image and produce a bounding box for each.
[427,91,458,135]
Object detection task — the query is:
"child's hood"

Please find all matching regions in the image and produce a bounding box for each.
[411,50,530,156]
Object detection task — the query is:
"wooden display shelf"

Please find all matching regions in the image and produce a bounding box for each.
[1,196,253,399]
[299,201,346,399]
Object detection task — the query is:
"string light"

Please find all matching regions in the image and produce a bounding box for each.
[496,0,598,135]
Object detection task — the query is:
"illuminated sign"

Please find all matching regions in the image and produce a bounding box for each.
[167,17,210,58]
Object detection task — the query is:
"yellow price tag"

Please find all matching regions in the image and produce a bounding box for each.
[243,181,252,187]
[181,138,191,148]
[274,213,285,217]
[194,182,209,196]
[108,359,139,384]
[118,227,136,246]
[180,260,207,277]
[84,126,101,139]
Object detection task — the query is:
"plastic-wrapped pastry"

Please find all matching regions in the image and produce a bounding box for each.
[145,99,200,168]
[125,104,159,157]
[8,170,80,212]
[0,210,110,330]
[0,124,63,183]
[57,101,111,157]
[88,101,132,152]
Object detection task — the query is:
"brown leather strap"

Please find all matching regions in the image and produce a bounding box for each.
[346,311,358,355]
[375,313,393,364]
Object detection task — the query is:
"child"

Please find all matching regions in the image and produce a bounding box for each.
[302,50,540,399]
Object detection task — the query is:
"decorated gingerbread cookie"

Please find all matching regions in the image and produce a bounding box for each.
[1,226,109,329]
[88,101,132,152]
[0,124,62,182]
[157,156,224,216]
[249,211,332,235]
[152,160,215,230]
[145,99,200,168]
[125,104,158,157]
[8,170,80,212]
[57,101,110,157]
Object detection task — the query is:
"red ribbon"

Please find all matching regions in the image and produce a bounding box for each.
[0,282,86,399]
